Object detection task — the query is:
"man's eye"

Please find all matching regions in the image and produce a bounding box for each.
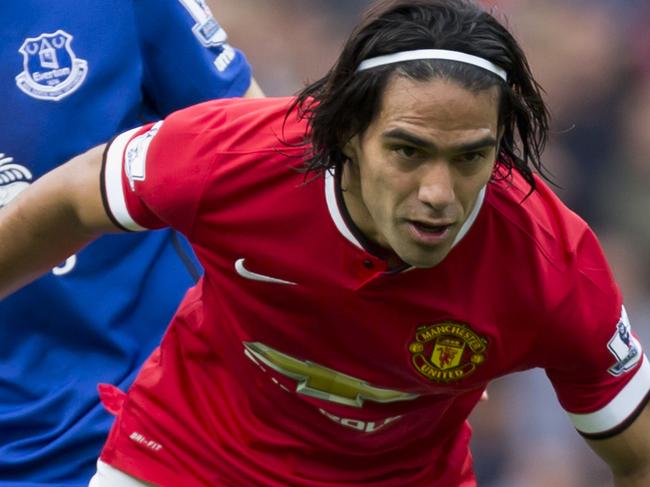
[394,146,422,159]
[456,151,487,164]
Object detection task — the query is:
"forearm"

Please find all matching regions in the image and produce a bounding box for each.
[587,402,650,487]
[0,145,115,298]
[0,183,93,297]
[243,78,265,98]
[612,448,650,487]
[614,465,650,487]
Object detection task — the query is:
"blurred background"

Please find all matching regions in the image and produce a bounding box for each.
[208,1,650,485]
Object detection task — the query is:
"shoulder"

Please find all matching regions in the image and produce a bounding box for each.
[486,169,591,271]
[485,169,620,332]
[155,97,309,164]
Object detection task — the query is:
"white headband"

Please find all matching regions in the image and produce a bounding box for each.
[356,49,507,82]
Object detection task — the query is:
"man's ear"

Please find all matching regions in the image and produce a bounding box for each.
[496,126,505,154]
[342,135,359,163]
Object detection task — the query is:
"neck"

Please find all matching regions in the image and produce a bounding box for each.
[340,163,381,245]
[339,164,404,269]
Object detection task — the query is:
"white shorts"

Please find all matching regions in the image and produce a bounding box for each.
[88,460,154,487]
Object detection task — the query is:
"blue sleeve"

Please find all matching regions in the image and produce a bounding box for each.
[133,0,253,116]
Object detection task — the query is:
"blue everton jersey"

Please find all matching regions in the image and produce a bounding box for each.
[0,1,251,484]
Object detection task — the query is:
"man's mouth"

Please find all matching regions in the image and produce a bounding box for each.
[411,221,451,235]
[406,220,453,244]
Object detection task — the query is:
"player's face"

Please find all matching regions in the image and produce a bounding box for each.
[342,76,500,268]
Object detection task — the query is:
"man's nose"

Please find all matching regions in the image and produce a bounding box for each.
[417,161,455,211]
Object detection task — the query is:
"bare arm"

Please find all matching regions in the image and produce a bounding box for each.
[587,402,650,486]
[0,144,119,299]
[243,78,265,98]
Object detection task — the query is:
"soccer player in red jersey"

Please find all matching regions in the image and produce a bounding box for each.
[1,0,649,485]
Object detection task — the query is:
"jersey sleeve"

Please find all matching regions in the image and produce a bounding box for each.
[543,226,650,438]
[101,103,223,235]
[133,0,253,115]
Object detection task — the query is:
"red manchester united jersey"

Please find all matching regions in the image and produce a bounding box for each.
[99,97,649,486]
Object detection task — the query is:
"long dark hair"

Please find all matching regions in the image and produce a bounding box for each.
[290,0,550,189]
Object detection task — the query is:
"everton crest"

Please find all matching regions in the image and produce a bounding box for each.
[15,30,88,101]
[409,322,487,383]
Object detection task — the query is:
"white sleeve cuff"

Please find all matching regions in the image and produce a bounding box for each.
[103,127,147,232]
[567,355,650,435]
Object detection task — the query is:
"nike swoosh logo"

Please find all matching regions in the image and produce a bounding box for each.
[235,258,297,286]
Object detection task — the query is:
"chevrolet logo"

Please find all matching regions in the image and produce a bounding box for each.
[244,342,419,407]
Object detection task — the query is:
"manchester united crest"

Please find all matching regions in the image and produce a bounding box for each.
[409,322,487,383]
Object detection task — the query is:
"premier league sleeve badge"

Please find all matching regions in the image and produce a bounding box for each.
[607,306,642,376]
